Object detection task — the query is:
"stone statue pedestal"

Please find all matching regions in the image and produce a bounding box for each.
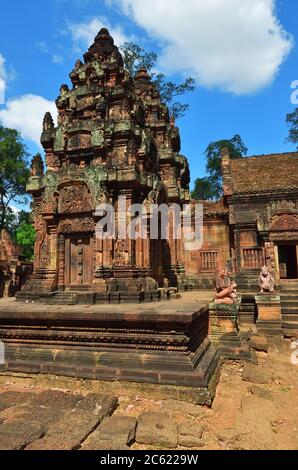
[208,297,250,360]
[255,294,283,336]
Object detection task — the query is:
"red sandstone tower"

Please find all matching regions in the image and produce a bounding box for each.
[20,29,191,303]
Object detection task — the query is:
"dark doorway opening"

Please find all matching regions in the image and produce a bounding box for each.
[278,245,298,279]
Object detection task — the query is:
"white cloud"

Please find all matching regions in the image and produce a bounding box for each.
[68,16,130,49]
[107,0,293,95]
[52,54,64,65]
[0,54,6,104]
[35,41,49,54]
[0,94,56,147]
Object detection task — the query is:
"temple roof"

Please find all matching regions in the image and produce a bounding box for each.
[229,152,298,195]
[83,28,123,65]
[203,198,228,215]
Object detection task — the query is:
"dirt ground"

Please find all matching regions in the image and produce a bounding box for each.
[0,333,297,450]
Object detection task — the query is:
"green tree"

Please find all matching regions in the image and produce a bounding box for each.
[16,222,35,261]
[286,108,298,147]
[192,135,247,201]
[0,126,30,231]
[191,177,216,200]
[120,42,196,120]
[5,209,31,241]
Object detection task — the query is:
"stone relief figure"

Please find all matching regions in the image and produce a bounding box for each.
[113,238,128,267]
[91,129,105,148]
[59,185,91,214]
[258,266,275,293]
[95,96,107,118]
[109,105,122,121]
[120,99,130,119]
[30,154,44,177]
[214,269,237,305]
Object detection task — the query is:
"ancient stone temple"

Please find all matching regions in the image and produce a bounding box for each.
[20,28,191,303]
[0,29,221,403]
[2,28,298,401]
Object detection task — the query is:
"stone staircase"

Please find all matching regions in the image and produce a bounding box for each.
[238,294,257,326]
[235,270,259,294]
[280,280,298,330]
[44,292,78,305]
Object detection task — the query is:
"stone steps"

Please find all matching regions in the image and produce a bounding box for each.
[238,295,256,325]
[280,280,298,328]
[281,306,298,314]
[283,320,298,330]
[236,271,260,293]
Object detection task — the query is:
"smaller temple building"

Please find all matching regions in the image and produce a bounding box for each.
[189,150,298,288]
[0,230,32,298]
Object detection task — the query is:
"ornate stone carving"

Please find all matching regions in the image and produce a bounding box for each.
[214,270,237,305]
[59,185,91,214]
[258,266,275,293]
[58,217,95,234]
[270,213,298,231]
[113,238,129,267]
[91,129,105,148]
[43,112,54,131]
[30,154,44,177]
[40,172,59,215]
[84,166,108,204]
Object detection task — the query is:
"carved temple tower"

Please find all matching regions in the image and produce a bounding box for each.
[21,29,191,303]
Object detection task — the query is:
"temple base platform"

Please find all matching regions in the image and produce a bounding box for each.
[0,294,220,405]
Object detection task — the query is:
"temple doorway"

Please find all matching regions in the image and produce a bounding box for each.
[64,236,94,287]
[278,245,298,279]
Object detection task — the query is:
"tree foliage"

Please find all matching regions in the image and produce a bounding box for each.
[286,108,298,147]
[120,42,196,120]
[0,126,30,230]
[191,177,216,201]
[191,135,247,201]
[5,210,30,241]
[16,222,35,261]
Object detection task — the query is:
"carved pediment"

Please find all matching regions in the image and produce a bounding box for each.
[58,217,95,234]
[258,200,298,232]
[270,212,298,231]
[59,184,92,214]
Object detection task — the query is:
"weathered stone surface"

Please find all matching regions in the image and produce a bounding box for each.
[32,390,81,410]
[250,385,273,401]
[81,437,129,451]
[75,393,118,419]
[136,412,178,448]
[0,419,46,450]
[250,335,269,353]
[0,391,34,411]
[27,408,110,450]
[80,439,129,450]
[47,410,101,442]
[94,416,137,445]
[0,436,28,451]
[242,364,272,384]
[0,389,120,451]
[26,436,77,451]
[161,400,206,419]
[178,421,204,448]
[0,404,33,424]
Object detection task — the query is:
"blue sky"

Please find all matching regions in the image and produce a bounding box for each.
[0,0,297,197]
